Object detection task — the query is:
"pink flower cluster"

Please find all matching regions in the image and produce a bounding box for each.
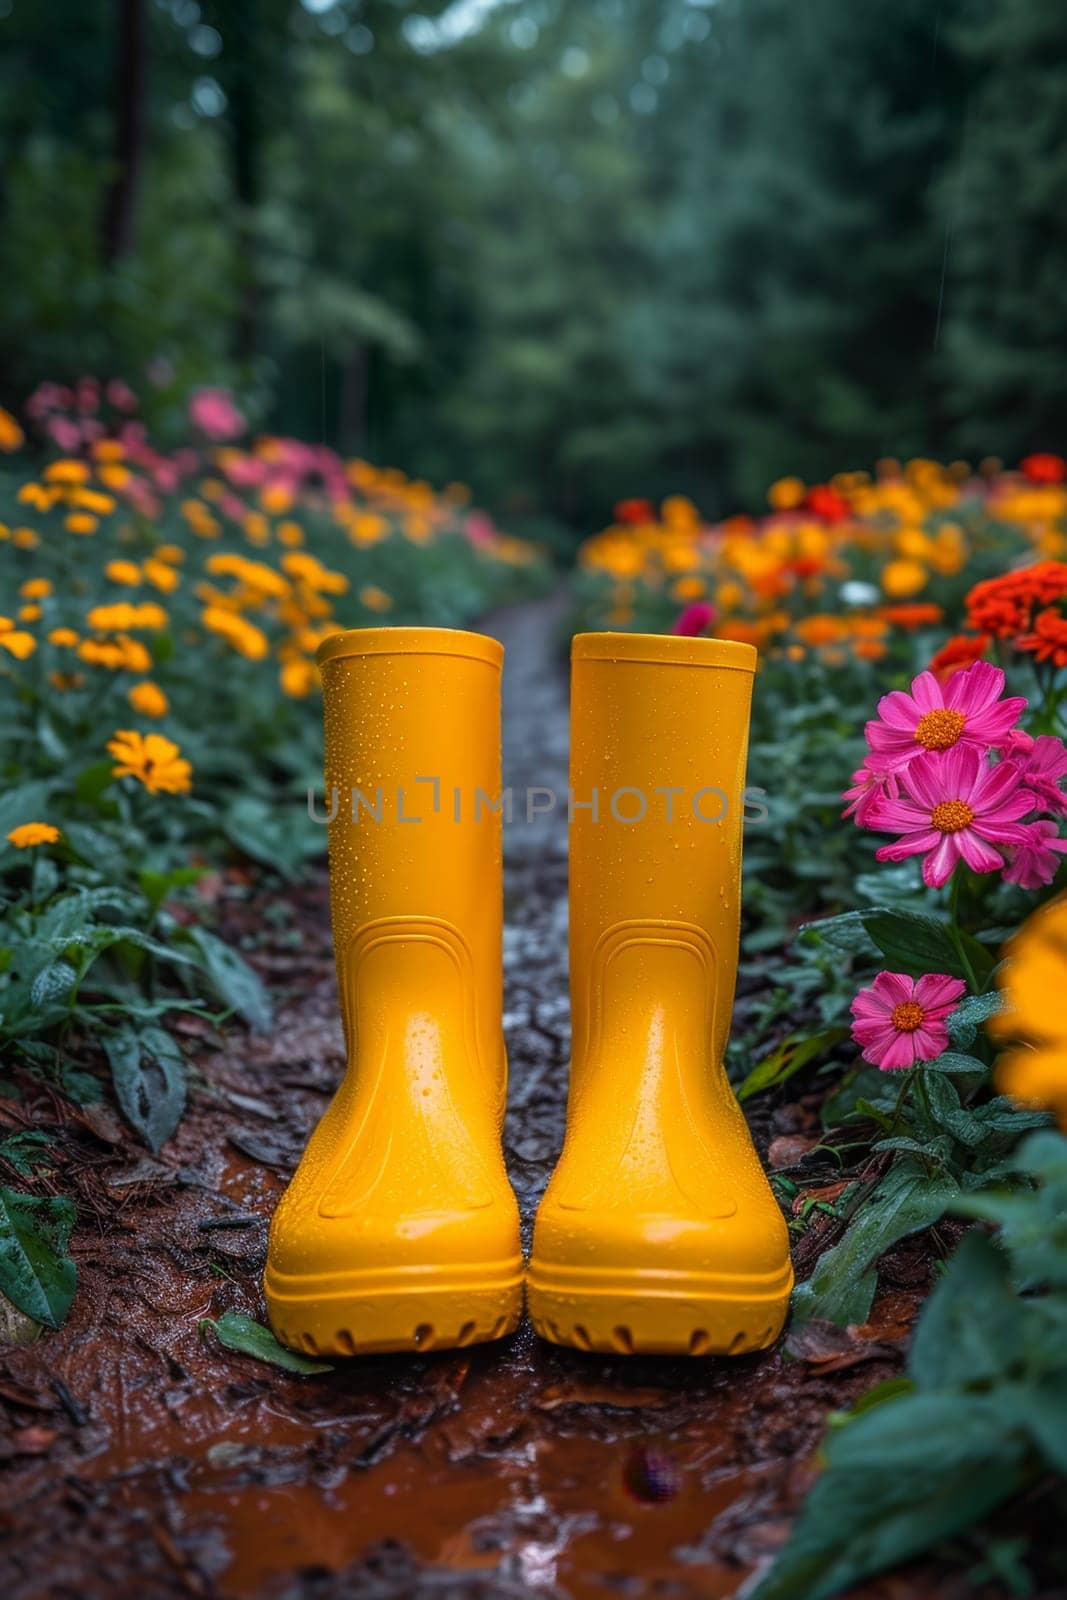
[843,662,1067,889]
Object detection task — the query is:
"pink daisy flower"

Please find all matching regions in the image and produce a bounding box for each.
[1002,818,1067,890]
[874,745,1038,888]
[850,971,968,1070]
[842,762,899,827]
[1013,734,1067,815]
[865,662,1026,774]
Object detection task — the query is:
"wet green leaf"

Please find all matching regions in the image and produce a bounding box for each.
[0,1187,76,1329]
[200,1311,333,1375]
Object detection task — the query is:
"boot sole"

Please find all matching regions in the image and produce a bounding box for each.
[264,1257,524,1357]
[526,1260,794,1356]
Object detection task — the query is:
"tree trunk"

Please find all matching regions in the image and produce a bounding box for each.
[102,0,149,266]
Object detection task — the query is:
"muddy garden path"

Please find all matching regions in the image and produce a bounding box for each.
[1,593,968,1600]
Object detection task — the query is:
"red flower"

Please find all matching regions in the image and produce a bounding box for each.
[965,562,1067,638]
[615,498,655,525]
[1020,453,1066,485]
[1016,607,1067,668]
[804,484,851,522]
[928,633,990,682]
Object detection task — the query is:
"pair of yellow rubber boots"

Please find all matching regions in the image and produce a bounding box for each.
[263,627,792,1358]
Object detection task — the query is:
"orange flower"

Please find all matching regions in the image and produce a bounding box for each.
[0,407,25,453]
[7,822,61,848]
[107,730,192,795]
[992,894,1067,1129]
[127,681,169,718]
[879,603,944,630]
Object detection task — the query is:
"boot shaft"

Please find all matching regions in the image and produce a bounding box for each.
[568,631,756,1081]
[318,627,505,1104]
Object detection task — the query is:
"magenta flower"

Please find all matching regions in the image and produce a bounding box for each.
[1002,818,1067,890]
[188,387,246,442]
[850,971,967,1070]
[865,662,1026,774]
[874,745,1038,888]
[842,762,899,827]
[672,601,716,637]
[1013,734,1067,815]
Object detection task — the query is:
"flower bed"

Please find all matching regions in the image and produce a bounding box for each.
[0,388,546,1329]
[574,458,1067,1598]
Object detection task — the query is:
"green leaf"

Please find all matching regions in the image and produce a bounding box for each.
[909,1232,1026,1393]
[751,1394,1028,1600]
[737,1027,848,1103]
[103,1025,186,1151]
[862,910,995,986]
[792,1163,959,1327]
[200,1311,333,1374]
[947,991,1002,1049]
[30,960,78,1010]
[920,1050,988,1076]
[0,1187,76,1329]
[178,927,272,1033]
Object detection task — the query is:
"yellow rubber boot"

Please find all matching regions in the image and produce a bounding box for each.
[527,632,793,1356]
[264,628,522,1356]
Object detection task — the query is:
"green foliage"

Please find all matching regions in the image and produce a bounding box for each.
[0,1186,76,1329]
[200,1310,333,1375]
[755,1132,1067,1600]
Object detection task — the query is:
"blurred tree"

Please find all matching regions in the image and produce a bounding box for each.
[0,0,1063,530]
[940,0,1067,460]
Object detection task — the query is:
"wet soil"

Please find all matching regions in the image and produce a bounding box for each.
[0,595,986,1599]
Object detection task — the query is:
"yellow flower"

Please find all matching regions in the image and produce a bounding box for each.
[48,628,80,647]
[201,606,270,660]
[0,630,36,660]
[45,459,91,486]
[106,560,143,586]
[992,894,1067,1130]
[277,520,304,547]
[107,730,192,795]
[767,476,806,511]
[280,657,317,698]
[881,558,928,599]
[19,604,41,623]
[13,527,40,549]
[19,483,60,511]
[349,514,386,547]
[96,463,131,491]
[127,681,169,718]
[0,407,25,453]
[7,822,61,848]
[259,483,293,516]
[156,544,185,564]
[69,488,116,515]
[20,578,52,600]
[92,439,126,462]
[142,558,181,594]
[78,634,151,673]
[359,585,393,613]
[86,602,168,632]
[671,576,707,602]
[65,512,99,535]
